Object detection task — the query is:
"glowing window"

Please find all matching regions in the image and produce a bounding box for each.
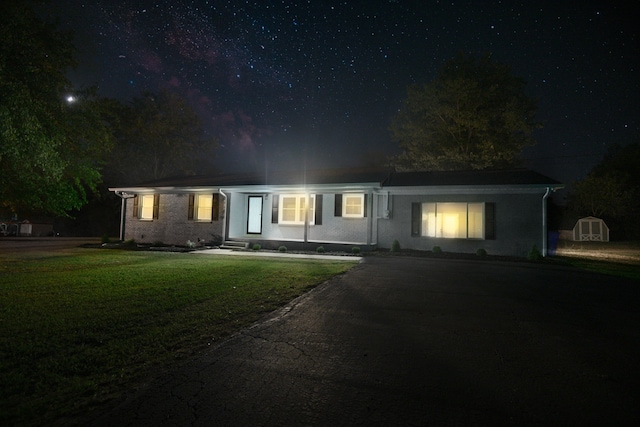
[279,194,315,225]
[139,194,155,220]
[422,203,436,237]
[467,203,484,238]
[437,203,467,238]
[343,194,365,218]
[196,194,213,221]
[420,202,485,239]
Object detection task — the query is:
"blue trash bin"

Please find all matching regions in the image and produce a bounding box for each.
[547,231,559,256]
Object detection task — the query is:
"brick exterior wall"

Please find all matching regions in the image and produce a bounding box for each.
[124,194,224,246]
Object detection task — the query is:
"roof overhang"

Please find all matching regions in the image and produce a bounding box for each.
[381,183,564,196]
[109,182,383,195]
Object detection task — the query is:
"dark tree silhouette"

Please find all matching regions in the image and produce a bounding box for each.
[0,2,112,216]
[390,53,539,171]
[104,90,218,186]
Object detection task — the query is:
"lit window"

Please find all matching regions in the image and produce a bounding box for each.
[196,194,213,221]
[139,194,155,220]
[279,194,315,225]
[343,194,365,218]
[467,203,484,238]
[419,202,485,239]
[189,194,218,221]
[422,203,436,237]
[437,203,468,238]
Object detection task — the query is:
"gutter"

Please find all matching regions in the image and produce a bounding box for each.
[219,189,228,245]
[114,191,136,241]
[542,187,552,257]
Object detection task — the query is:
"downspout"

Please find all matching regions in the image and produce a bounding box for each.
[118,194,126,242]
[114,191,135,241]
[303,193,309,245]
[367,190,373,246]
[542,187,551,257]
[219,189,228,245]
[384,190,391,219]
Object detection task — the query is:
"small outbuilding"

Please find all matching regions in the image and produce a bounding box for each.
[572,216,609,242]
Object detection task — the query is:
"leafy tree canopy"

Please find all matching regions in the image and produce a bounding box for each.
[567,142,640,238]
[390,53,540,171]
[0,2,113,217]
[104,90,218,186]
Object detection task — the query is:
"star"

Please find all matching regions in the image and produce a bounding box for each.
[39,0,639,185]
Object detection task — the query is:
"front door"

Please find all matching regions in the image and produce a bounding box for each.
[247,196,263,234]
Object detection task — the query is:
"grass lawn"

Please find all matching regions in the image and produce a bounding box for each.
[555,240,640,280]
[0,248,357,425]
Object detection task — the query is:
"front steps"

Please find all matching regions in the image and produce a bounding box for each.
[220,240,249,250]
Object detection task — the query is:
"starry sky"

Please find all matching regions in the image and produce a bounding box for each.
[42,0,638,193]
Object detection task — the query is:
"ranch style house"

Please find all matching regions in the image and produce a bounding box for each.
[110,168,563,257]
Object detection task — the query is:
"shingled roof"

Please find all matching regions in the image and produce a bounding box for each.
[112,168,561,190]
[381,169,562,187]
[121,167,390,188]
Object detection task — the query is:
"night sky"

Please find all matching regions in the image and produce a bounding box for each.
[42,1,639,193]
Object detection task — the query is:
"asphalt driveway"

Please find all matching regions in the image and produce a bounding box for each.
[90,256,640,426]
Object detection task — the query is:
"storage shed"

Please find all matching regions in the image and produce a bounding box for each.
[572,216,609,241]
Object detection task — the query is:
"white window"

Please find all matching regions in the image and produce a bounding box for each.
[343,194,365,218]
[420,202,485,239]
[139,194,155,220]
[195,194,213,221]
[279,194,315,225]
[467,203,484,239]
[421,203,437,237]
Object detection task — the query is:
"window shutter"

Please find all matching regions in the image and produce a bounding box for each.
[334,194,342,217]
[153,194,160,219]
[271,194,279,223]
[411,203,421,236]
[188,194,195,220]
[132,195,139,218]
[315,194,323,225]
[212,193,219,221]
[485,202,496,240]
[363,193,368,217]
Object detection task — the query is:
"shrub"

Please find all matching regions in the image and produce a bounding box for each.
[352,246,361,254]
[123,239,136,246]
[476,248,487,257]
[210,233,223,246]
[432,246,442,254]
[253,244,261,251]
[278,245,287,252]
[185,240,196,248]
[316,246,325,253]
[101,234,110,244]
[152,240,165,247]
[527,244,543,261]
[390,239,401,252]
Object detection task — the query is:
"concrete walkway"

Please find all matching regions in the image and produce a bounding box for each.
[192,247,362,261]
[89,256,640,426]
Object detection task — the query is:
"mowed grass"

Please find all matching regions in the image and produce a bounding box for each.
[556,240,640,280]
[0,249,356,425]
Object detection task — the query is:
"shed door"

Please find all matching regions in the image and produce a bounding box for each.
[247,196,263,234]
[580,219,603,241]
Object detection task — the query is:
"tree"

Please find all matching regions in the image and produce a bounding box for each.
[390,53,539,171]
[567,173,634,219]
[0,2,112,217]
[104,90,217,185]
[567,142,640,239]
